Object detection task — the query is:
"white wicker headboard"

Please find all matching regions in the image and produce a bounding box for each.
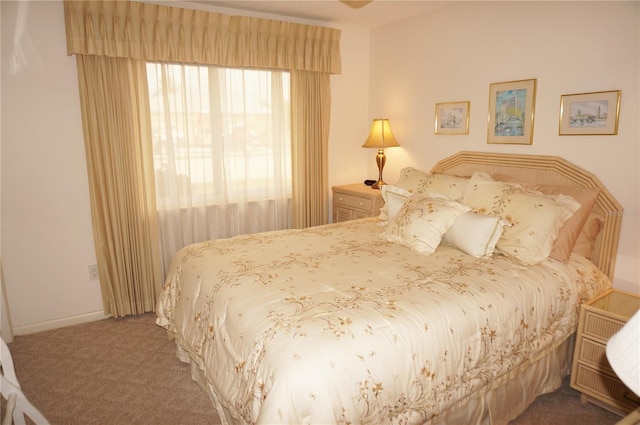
[430,151,623,280]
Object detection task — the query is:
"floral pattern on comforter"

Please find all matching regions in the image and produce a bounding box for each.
[156,218,610,425]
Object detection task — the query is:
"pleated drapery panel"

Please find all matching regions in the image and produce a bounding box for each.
[76,55,162,317]
[63,0,341,74]
[291,70,331,228]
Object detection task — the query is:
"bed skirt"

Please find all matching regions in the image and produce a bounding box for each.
[176,333,575,425]
[431,333,575,425]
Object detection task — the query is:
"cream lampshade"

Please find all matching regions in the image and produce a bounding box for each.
[606,309,640,424]
[606,309,640,396]
[362,118,400,189]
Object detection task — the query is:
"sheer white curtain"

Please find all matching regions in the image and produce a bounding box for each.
[147,63,292,270]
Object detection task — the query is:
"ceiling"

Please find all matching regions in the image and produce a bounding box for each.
[188,1,448,29]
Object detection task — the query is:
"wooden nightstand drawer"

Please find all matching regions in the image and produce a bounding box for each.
[576,337,613,373]
[583,310,625,342]
[573,363,640,411]
[334,192,373,211]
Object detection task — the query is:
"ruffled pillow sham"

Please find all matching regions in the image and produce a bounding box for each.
[462,172,581,265]
[381,194,470,255]
[379,185,412,222]
[394,167,469,199]
[379,168,469,221]
[491,173,600,263]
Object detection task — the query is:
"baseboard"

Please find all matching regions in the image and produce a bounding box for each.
[12,311,110,336]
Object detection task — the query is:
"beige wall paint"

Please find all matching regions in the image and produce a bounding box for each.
[2,0,107,333]
[1,0,637,333]
[368,1,639,293]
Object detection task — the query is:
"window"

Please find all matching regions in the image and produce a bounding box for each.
[146,63,292,268]
[147,63,292,207]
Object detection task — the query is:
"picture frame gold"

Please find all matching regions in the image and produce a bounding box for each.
[434,101,470,135]
[559,90,620,135]
[487,78,536,145]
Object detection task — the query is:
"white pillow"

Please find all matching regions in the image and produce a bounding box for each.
[462,171,581,265]
[442,212,510,258]
[381,194,470,255]
[395,167,469,200]
[379,185,412,221]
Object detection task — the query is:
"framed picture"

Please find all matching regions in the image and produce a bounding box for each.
[559,90,621,135]
[434,101,470,135]
[487,78,536,145]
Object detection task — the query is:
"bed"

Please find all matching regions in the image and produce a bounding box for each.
[156,151,622,425]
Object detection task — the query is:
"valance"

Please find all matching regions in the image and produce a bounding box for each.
[63,0,341,74]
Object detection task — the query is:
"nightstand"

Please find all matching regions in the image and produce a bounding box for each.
[570,289,640,416]
[332,183,384,223]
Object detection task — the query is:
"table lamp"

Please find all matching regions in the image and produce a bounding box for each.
[362,118,400,189]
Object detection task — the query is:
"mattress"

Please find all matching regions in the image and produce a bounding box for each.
[156,217,611,424]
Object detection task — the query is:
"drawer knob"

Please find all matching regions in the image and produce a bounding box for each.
[338,197,344,201]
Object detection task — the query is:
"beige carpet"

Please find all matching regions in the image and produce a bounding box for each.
[4,313,622,425]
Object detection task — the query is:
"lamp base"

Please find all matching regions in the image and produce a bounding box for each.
[371,179,386,190]
[372,148,387,190]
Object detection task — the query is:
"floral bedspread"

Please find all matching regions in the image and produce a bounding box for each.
[156,218,610,425]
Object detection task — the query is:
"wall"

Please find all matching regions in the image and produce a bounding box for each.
[368,1,639,293]
[0,0,370,334]
[2,0,107,334]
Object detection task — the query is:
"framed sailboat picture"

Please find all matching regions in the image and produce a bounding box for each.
[487,79,536,145]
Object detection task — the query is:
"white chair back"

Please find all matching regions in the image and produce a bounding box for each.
[1,337,50,425]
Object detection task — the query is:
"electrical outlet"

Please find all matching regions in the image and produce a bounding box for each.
[88,264,99,281]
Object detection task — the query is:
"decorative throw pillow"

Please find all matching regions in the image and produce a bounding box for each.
[379,185,412,221]
[442,212,510,258]
[381,194,470,255]
[573,212,604,260]
[492,173,600,263]
[462,172,581,265]
[395,167,469,200]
